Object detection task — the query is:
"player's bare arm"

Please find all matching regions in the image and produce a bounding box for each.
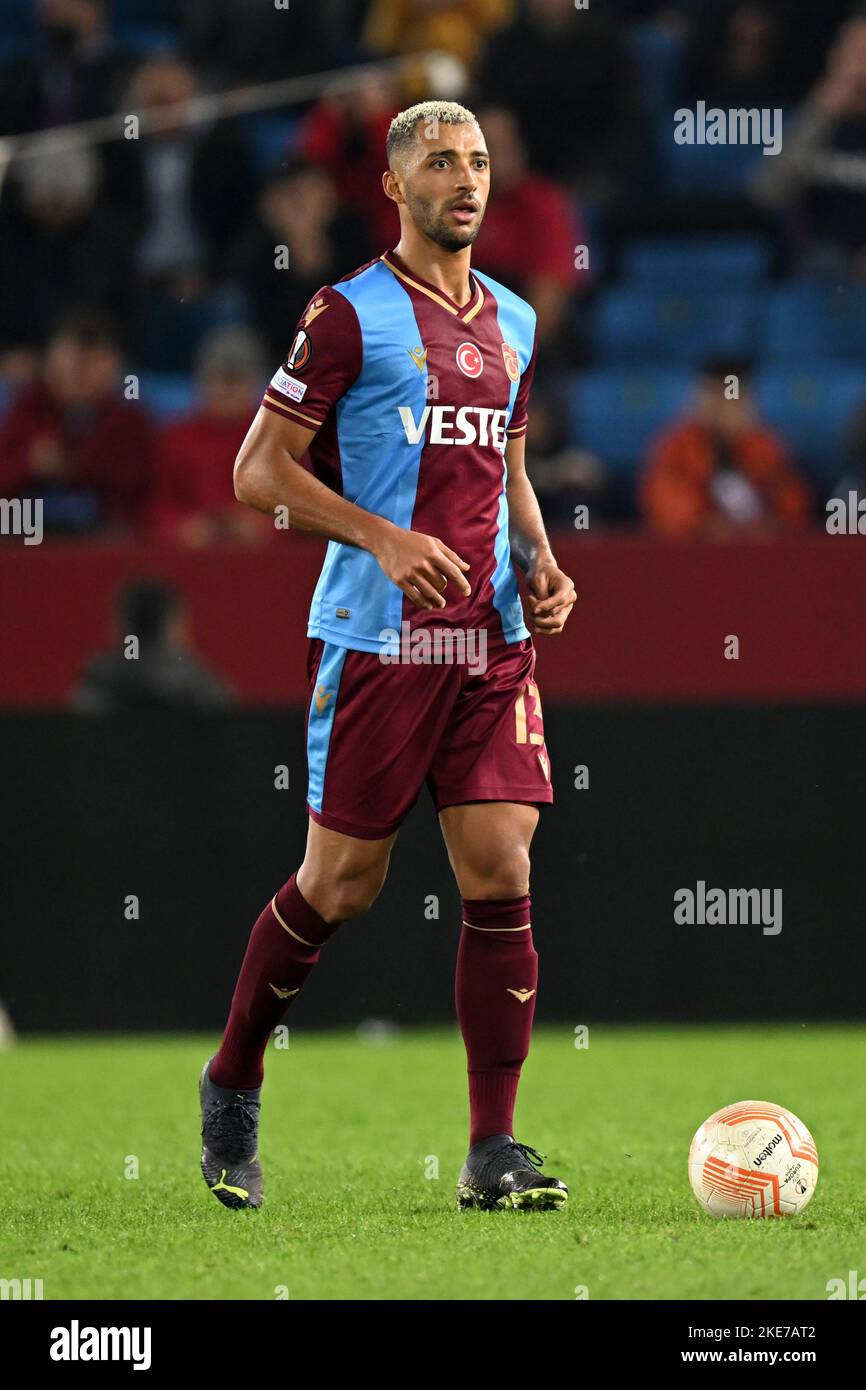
[505,433,576,636]
[233,406,471,612]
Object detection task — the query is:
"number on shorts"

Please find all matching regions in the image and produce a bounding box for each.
[515,682,544,745]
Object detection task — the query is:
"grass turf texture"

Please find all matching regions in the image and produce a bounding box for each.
[2,1025,864,1301]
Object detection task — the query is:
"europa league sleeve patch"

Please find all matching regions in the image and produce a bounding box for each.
[284,328,312,373]
[262,289,362,425]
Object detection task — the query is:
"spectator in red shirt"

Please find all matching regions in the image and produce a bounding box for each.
[295,72,400,252]
[640,358,811,538]
[0,315,155,534]
[150,326,274,547]
[473,105,589,357]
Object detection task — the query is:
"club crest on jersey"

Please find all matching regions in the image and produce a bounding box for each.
[285,329,312,373]
[501,343,520,382]
[456,341,483,378]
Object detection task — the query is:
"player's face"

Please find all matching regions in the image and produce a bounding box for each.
[401,122,489,252]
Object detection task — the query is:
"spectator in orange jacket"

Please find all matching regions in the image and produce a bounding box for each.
[640,358,811,538]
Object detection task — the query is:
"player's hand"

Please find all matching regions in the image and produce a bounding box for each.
[374,524,471,610]
[526,559,576,635]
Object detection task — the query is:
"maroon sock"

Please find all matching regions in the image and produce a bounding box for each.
[210,873,338,1090]
[455,895,538,1148]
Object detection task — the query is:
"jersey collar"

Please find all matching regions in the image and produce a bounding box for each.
[380,248,485,323]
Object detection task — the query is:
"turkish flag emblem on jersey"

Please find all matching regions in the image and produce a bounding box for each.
[501,343,520,382]
[456,341,483,378]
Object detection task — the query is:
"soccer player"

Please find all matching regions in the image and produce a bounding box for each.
[200,100,577,1211]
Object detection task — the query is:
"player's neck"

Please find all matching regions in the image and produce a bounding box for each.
[391,236,474,308]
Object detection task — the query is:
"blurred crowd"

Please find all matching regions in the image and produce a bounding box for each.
[1,0,866,542]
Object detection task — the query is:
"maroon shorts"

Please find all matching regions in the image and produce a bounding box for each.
[304,631,553,839]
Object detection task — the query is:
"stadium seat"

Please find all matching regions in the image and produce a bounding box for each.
[111,0,174,25]
[134,287,251,372]
[593,287,759,365]
[628,23,684,130]
[755,365,864,485]
[621,235,771,290]
[135,373,198,421]
[0,0,41,62]
[111,0,179,50]
[240,114,302,175]
[661,135,771,197]
[112,26,181,55]
[761,284,866,362]
[567,367,692,475]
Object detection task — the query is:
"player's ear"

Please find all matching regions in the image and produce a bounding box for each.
[382,167,404,206]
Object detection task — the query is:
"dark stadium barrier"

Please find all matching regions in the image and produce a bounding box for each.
[2,534,866,707]
[2,705,863,1032]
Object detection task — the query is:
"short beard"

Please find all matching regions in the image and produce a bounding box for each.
[404,188,483,252]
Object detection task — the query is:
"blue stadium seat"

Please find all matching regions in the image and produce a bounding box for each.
[240,114,302,176]
[112,26,181,55]
[135,287,251,373]
[111,0,174,25]
[111,0,178,51]
[593,287,758,365]
[755,366,864,484]
[0,0,41,63]
[568,368,692,475]
[621,236,771,290]
[628,23,684,128]
[136,373,198,421]
[761,284,866,362]
[661,135,771,197]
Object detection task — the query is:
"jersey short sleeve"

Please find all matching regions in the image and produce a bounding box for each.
[261,285,363,433]
[505,331,538,439]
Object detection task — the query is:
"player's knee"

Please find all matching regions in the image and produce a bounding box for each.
[301,861,387,924]
[460,845,531,901]
[330,868,385,921]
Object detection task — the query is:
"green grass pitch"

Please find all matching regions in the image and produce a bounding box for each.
[3,1025,864,1301]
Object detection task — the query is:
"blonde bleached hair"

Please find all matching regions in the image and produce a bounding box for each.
[386,100,479,165]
